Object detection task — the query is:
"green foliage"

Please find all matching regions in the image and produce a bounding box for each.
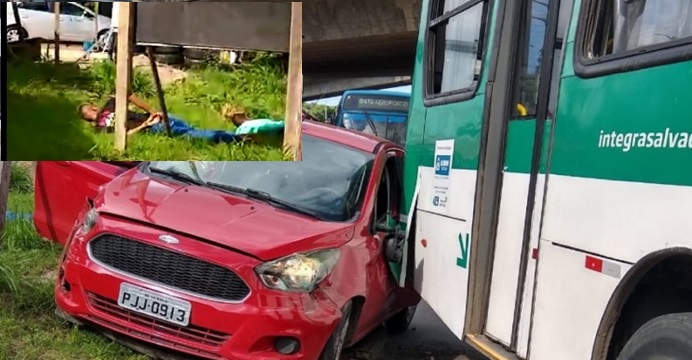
[7,57,287,161]
[10,164,33,194]
[303,102,338,122]
[87,61,156,99]
[0,192,147,359]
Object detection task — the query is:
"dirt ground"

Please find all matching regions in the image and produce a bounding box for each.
[345,302,469,360]
[41,44,188,86]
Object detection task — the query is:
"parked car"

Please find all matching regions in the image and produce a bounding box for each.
[7,2,111,43]
[34,122,420,360]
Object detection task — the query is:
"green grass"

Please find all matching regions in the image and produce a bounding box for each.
[7,55,290,161]
[0,166,145,359]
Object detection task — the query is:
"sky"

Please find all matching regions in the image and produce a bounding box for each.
[308,85,412,106]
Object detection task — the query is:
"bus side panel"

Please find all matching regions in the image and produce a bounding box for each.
[412,166,479,338]
[414,210,473,339]
[516,172,546,358]
[529,242,631,360]
[545,44,692,263]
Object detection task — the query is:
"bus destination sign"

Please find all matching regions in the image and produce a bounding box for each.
[343,94,410,113]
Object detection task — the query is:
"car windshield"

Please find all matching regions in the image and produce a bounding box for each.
[147,135,375,222]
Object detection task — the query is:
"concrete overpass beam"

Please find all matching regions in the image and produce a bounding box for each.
[304,76,412,100]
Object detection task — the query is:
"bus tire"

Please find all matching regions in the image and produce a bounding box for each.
[319,301,353,360]
[384,305,417,334]
[616,312,692,360]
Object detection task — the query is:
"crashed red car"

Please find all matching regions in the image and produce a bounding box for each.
[34,121,420,360]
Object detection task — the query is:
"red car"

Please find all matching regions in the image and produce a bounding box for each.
[34,121,420,360]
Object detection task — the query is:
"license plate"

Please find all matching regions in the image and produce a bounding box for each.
[117,283,192,327]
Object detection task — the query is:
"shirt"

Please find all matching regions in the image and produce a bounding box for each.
[95,97,150,133]
[234,119,285,135]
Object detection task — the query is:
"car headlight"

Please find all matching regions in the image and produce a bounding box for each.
[81,208,99,234]
[255,249,340,292]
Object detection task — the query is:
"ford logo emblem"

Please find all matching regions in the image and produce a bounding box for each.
[159,235,179,245]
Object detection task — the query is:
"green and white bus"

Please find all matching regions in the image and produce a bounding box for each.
[397,0,692,359]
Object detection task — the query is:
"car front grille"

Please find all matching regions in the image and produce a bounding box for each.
[89,235,250,302]
[86,292,230,354]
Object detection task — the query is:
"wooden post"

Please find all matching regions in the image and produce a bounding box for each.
[0,162,12,243]
[146,47,173,136]
[54,2,61,64]
[283,2,303,161]
[94,2,100,43]
[114,2,135,152]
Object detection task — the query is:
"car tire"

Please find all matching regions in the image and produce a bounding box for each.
[616,312,692,360]
[384,305,417,334]
[153,46,182,55]
[319,302,353,360]
[183,48,212,60]
[7,25,28,44]
[154,53,184,66]
[184,56,206,69]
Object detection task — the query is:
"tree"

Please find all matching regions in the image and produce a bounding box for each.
[303,103,338,122]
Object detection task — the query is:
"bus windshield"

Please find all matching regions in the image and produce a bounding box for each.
[337,91,411,147]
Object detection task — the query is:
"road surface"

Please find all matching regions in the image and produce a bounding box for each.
[345,302,469,360]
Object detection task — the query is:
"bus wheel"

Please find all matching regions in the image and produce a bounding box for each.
[384,305,417,334]
[616,312,692,360]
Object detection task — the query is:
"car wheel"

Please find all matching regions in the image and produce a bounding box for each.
[154,46,183,55]
[183,48,213,60]
[154,53,184,66]
[384,305,417,334]
[7,25,28,43]
[319,302,353,360]
[616,312,692,360]
[184,56,206,69]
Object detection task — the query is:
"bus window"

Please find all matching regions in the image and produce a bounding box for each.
[582,0,692,59]
[427,0,486,95]
[337,91,410,147]
[512,0,552,118]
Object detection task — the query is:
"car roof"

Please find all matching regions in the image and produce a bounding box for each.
[302,121,393,153]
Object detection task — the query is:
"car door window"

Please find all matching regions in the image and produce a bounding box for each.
[373,155,402,231]
[19,3,50,12]
[61,3,87,17]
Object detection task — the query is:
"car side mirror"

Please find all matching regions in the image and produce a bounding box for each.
[374,212,398,234]
[383,234,405,263]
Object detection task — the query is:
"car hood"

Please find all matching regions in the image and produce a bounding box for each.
[95,170,355,261]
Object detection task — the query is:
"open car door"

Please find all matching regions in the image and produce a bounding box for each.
[34,161,140,245]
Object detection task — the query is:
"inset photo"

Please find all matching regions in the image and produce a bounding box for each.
[6,2,302,161]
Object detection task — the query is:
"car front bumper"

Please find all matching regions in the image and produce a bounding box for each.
[55,218,343,360]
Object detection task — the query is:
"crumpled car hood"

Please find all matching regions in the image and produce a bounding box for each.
[95,170,355,261]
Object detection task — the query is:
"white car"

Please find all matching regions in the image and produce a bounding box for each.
[7,2,111,44]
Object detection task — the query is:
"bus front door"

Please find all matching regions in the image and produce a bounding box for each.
[481,0,569,356]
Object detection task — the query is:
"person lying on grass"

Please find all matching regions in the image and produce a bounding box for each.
[79,93,239,144]
[221,105,285,136]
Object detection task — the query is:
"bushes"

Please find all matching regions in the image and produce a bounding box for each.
[10,163,33,194]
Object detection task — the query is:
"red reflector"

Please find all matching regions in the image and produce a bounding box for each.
[585,256,603,272]
[531,248,539,260]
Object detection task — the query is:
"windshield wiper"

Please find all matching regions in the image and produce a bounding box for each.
[206,182,324,220]
[148,167,206,186]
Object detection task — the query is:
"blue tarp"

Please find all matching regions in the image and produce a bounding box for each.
[5,211,33,221]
